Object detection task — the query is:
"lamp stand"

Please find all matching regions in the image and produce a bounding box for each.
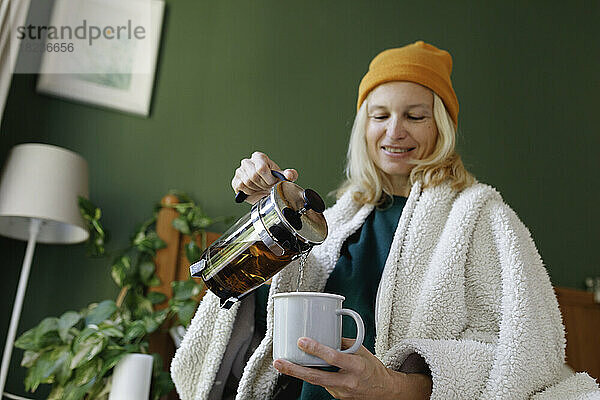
[0,218,41,398]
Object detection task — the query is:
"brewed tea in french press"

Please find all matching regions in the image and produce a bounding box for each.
[190,172,328,308]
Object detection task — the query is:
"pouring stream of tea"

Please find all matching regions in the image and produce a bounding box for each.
[296,250,310,291]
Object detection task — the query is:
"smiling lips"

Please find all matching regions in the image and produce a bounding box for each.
[381,146,416,155]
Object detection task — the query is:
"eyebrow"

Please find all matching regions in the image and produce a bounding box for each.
[406,103,430,109]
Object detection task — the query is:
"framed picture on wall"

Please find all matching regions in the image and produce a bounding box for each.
[36,0,165,117]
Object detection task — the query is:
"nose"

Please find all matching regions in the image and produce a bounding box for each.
[386,116,407,139]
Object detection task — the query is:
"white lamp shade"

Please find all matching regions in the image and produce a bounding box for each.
[0,143,90,244]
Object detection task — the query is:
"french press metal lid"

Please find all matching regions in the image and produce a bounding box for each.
[252,180,327,256]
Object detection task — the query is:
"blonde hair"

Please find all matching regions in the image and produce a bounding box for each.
[336,91,474,205]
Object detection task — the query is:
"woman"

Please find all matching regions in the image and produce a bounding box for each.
[171,41,600,399]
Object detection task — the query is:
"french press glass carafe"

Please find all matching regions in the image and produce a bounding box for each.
[190,176,327,308]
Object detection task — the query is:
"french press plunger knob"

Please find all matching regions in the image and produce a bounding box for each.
[282,188,326,230]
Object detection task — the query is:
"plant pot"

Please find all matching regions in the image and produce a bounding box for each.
[108,353,153,400]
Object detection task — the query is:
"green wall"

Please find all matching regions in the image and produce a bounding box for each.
[1,1,598,397]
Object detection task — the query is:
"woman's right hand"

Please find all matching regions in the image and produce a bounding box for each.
[231,152,298,204]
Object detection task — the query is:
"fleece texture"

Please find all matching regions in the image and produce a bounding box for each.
[171,181,600,399]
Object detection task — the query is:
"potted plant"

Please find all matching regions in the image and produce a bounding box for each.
[14,193,229,399]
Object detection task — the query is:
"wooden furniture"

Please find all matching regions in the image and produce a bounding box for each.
[555,286,600,380]
[149,195,220,400]
[148,194,600,399]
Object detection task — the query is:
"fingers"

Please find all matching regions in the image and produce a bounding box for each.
[296,337,353,369]
[341,337,355,351]
[231,151,298,204]
[239,159,268,191]
[283,168,298,182]
[250,152,280,186]
[274,338,391,399]
[272,359,338,388]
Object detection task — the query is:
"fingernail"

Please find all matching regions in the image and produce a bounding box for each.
[273,360,282,369]
[298,337,309,347]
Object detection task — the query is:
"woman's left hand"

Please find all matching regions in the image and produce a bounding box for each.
[273,337,432,400]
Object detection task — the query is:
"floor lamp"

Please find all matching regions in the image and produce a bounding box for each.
[0,143,89,399]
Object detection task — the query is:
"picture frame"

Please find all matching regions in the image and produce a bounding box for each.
[36,0,165,117]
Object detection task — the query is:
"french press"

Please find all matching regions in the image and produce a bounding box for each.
[190,171,328,308]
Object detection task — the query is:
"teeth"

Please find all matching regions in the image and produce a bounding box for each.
[383,147,412,153]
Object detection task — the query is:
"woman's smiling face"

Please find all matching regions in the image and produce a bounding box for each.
[366,81,438,191]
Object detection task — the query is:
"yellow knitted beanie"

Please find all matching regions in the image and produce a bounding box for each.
[357,41,459,127]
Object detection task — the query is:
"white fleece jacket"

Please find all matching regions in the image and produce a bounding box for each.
[171,181,600,399]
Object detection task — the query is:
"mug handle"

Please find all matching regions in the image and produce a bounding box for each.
[336,308,365,354]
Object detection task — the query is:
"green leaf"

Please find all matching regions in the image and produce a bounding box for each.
[151,352,174,399]
[62,377,97,400]
[143,315,160,334]
[36,318,62,349]
[152,370,175,400]
[133,229,147,246]
[70,330,107,369]
[174,299,198,327]
[139,261,155,283]
[78,196,107,258]
[78,196,97,221]
[97,352,127,379]
[58,311,81,342]
[153,309,169,325]
[123,320,146,342]
[21,350,41,368]
[87,376,111,399]
[147,231,167,250]
[24,345,71,392]
[99,345,125,359]
[111,264,126,287]
[171,280,201,301]
[54,349,73,386]
[86,237,106,257]
[85,300,117,326]
[98,326,123,338]
[16,317,62,351]
[72,358,101,387]
[147,291,167,305]
[91,220,105,237]
[24,360,50,391]
[172,216,191,235]
[132,294,154,320]
[38,317,59,334]
[123,343,143,353]
[168,198,193,213]
[134,231,166,256]
[111,256,131,287]
[97,318,120,329]
[185,240,202,264]
[194,216,213,229]
[147,275,161,287]
[74,326,97,341]
[151,352,163,373]
[15,328,39,351]
[48,386,65,400]
[141,308,168,334]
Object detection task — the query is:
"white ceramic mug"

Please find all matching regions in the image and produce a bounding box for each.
[272,292,365,366]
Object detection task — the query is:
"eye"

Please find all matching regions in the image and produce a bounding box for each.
[370,114,388,121]
[407,114,425,121]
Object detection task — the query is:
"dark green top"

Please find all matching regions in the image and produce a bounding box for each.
[297,195,406,400]
[254,195,407,400]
